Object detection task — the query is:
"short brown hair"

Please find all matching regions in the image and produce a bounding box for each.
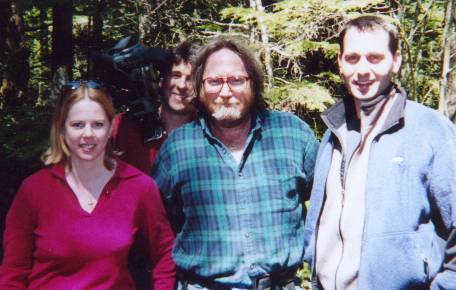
[339,15,400,54]
[41,84,116,170]
[171,39,200,66]
[192,36,265,111]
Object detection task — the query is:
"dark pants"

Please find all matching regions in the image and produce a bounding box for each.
[129,237,151,289]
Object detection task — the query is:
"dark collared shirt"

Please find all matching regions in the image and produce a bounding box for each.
[151,109,318,287]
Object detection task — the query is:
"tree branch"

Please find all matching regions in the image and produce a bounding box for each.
[194,18,249,29]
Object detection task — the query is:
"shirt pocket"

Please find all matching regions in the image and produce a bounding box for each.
[261,164,305,212]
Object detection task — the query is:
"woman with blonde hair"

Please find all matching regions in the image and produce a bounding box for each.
[0,81,175,289]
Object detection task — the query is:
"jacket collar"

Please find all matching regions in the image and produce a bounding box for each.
[322,85,407,135]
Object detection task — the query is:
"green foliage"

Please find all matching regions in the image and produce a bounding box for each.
[195,22,224,32]
[268,80,335,112]
[284,40,339,58]
[15,0,61,14]
[22,6,52,100]
[298,262,312,289]
[268,80,336,140]
[221,7,258,24]
[0,100,52,194]
[1,107,50,161]
[396,0,445,106]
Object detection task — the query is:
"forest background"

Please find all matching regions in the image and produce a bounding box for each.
[0,0,455,287]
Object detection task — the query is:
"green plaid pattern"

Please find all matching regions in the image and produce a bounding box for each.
[151,110,318,287]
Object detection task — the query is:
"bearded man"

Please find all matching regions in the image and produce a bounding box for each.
[151,37,319,290]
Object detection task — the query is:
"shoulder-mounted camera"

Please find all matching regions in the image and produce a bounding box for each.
[93,36,172,143]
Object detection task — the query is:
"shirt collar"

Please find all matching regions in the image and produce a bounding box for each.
[50,159,142,181]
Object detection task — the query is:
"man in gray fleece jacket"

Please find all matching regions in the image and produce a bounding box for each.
[304,15,456,290]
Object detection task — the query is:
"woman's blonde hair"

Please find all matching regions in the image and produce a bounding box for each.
[41,83,116,170]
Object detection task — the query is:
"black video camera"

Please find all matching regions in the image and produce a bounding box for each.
[93,36,171,143]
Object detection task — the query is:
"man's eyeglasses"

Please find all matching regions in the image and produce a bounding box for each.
[203,76,250,94]
[63,80,105,90]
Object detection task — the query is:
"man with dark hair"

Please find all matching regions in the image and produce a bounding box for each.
[110,40,198,290]
[304,15,456,290]
[111,40,199,173]
[151,36,319,289]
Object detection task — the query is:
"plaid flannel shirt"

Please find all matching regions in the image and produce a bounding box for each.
[151,109,318,287]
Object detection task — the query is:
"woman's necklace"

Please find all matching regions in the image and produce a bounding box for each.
[86,195,96,207]
[67,171,100,207]
[65,160,116,212]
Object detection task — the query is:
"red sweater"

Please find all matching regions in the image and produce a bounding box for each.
[0,161,175,290]
[111,112,167,174]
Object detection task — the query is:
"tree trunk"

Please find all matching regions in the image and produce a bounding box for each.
[0,1,29,101]
[137,0,155,45]
[88,1,105,79]
[439,0,455,117]
[52,0,73,80]
[251,0,273,89]
[0,1,12,66]
[38,6,50,99]
[40,7,49,62]
[92,6,103,53]
[446,40,456,123]
[446,0,456,123]
[248,0,257,42]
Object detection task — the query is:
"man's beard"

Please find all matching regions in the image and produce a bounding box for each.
[211,97,242,121]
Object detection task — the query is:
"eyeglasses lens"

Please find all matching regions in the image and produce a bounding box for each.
[204,76,248,94]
